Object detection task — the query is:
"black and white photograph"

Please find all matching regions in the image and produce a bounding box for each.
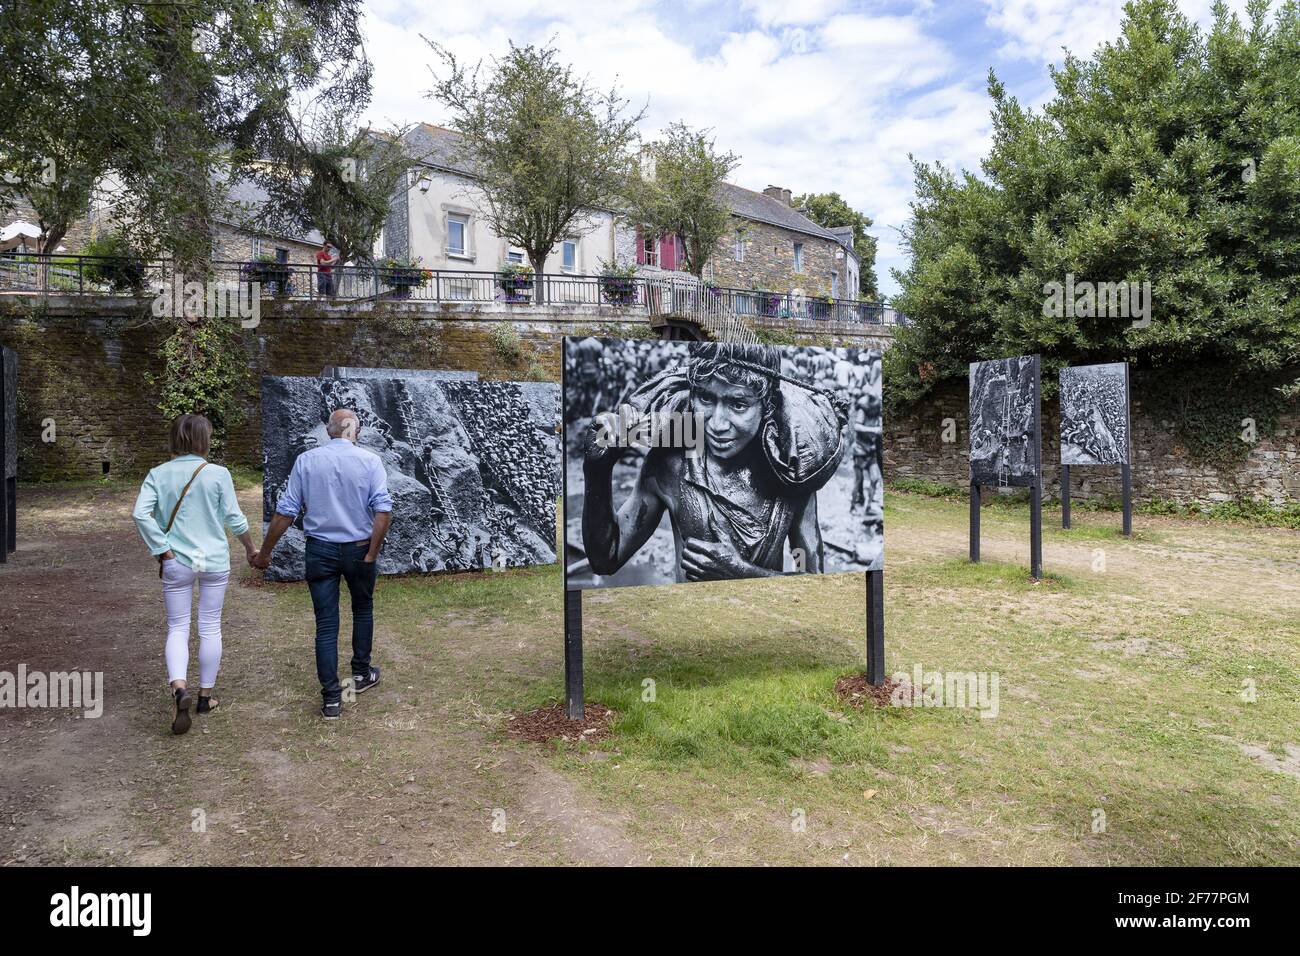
[262,374,560,582]
[969,355,1042,487]
[1060,363,1130,465]
[322,366,479,381]
[563,337,883,591]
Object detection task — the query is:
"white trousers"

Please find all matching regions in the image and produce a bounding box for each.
[161,560,230,689]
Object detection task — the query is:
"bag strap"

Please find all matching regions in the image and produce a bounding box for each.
[164,462,208,535]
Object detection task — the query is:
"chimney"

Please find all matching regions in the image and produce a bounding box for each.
[763,185,792,206]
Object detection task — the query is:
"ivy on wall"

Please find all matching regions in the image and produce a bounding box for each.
[152,319,251,457]
[1140,367,1289,466]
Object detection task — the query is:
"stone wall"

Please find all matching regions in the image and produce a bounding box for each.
[0,296,891,481]
[885,378,1300,506]
[211,223,320,269]
[709,218,842,297]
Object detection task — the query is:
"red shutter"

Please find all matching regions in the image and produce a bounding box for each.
[661,233,676,271]
[635,228,645,265]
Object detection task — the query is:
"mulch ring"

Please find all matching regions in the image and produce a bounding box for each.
[506,703,617,744]
[834,673,901,710]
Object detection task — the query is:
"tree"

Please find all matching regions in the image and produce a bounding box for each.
[625,123,739,278]
[1,0,377,449]
[237,104,413,267]
[888,0,1300,417]
[793,191,880,299]
[426,40,643,301]
[0,2,132,252]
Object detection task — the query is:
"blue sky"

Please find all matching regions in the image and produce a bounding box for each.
[361,0,1248,298]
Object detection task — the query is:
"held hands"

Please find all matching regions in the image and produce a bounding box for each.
[248,548,270,570]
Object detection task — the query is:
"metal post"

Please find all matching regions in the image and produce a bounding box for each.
[564,588,584,720]
[1122,464,1133,537]
[0,479,9,563]
[1030,482,1043,580]
[865,570,885,686]
[559,337,583,719]
[1061,464,1071,529]
[969,482,981,563]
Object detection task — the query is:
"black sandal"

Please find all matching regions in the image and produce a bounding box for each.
[196,694,219,715]
[171,688,193,735]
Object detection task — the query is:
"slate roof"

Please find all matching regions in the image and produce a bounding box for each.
[401,124,851,243]
[716,182,840,242]
[218,172,324,245]
[402,123,477,176]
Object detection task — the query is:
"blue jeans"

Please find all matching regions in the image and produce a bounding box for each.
[304,537,377,703]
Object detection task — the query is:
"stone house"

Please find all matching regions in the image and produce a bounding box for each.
[381,124,620,281]
[626,183,862,300]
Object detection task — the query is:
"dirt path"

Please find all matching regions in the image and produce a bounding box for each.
[0,482,638,866]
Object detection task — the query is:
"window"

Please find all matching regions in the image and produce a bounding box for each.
[507,249,524,264]
[642,234,658,267]
[831,270,839,298]
[562,240,577,272]
[447,213,468,257]
[275,247,289,264]
[733,229,744,262]
[793,242,804,273]
[372,227,385,260]
[250,237,261,259]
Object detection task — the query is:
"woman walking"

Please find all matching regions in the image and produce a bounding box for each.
[133,414,256,734]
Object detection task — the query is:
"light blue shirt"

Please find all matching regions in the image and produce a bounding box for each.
[133,456,250,572]
[275,439,393,543]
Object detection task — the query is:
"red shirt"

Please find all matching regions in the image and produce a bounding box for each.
[316,249,335,273]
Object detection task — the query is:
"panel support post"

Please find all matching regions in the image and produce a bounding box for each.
[1121,463,1132,537]
[969,482,981,563]
[0,478,9,563]
[564,588,584,720]
[1030,482,1043,580]
[1060,464,1071,529]
[865,570,885,686]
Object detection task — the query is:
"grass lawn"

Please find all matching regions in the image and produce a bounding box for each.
[2,482,1296,866]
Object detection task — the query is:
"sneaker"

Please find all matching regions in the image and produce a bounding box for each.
[352,666,381,694]
[321,700,342,720]
[171,688,193,736]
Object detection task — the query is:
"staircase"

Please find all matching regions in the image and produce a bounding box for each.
[643,275,759,345]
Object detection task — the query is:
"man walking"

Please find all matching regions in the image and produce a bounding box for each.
[254,409,392,719]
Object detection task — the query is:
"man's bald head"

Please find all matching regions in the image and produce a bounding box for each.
[327,408,360,441]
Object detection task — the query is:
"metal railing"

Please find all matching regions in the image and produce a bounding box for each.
[0,252,901,326]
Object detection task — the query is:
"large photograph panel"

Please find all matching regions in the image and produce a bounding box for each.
[262,375,559,582]
[969,355,1041,487]
[322,366,479,381]
[563,337,883,591]
[1060,363,1130,465]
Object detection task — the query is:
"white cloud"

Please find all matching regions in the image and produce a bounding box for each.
[362,1,984,297]
[983,0,1257,65]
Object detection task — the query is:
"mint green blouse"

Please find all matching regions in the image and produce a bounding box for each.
[132,456,250,572]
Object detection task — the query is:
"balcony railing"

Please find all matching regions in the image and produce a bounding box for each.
[0,252,903,326]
